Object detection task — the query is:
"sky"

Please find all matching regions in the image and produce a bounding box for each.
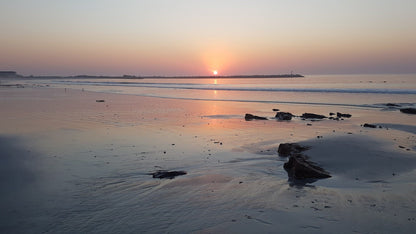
[1,0,416,76]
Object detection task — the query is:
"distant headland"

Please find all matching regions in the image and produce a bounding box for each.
[137,74,304,79]
[0,71,22,78]
[0,71,304,79]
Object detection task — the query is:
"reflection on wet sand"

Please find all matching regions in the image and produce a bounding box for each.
[1,84,416,233]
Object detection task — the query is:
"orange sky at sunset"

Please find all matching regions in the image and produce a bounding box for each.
[1,1,415,76]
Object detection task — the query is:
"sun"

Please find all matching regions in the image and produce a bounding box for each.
[213,70,218,75]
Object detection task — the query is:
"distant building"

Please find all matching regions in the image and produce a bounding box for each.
[0,71,20,78]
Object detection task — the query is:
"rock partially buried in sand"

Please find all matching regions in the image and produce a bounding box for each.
[96,100,105,102]
[275,112,294,121]
[337,112,352,118]
[363,123,378,128]
[244,113,268,121]
[284,154,331,180]
[278,142,330,181]
[277,143,310,157]
[386,103,401,107]
[400,108,416,114]
[150,170,187,179]
[301,113,326,119]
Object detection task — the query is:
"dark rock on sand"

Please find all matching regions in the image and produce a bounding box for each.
[329,112,335,116]
[277,143,310,157]
[284,154,331,180]
[275,112,293,120]
[363,123,378,128]
[150,170,187,179]
[400,108,416,114]
[272,108,280,112]
[301,113,326,119]
[96,100,105,102]
[337,112,352,118]
[245,113,268,121]
[386,103,400,107]
[279,142,330,181]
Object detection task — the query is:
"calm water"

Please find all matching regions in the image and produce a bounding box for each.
[29,74,416,107]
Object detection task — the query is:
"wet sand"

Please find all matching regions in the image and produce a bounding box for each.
[1,86,416,233]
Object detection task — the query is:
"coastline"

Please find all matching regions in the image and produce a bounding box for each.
[1,85,415,233]
[1,73,304,80]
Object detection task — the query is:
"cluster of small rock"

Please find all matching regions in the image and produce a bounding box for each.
[150,106,415,181]
[244,109,352,121]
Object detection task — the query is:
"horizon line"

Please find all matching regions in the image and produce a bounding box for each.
[1,71,304,79]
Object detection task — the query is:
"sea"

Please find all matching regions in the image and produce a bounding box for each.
[28,73,416,108]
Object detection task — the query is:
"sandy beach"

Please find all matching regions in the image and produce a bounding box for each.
[1,83,416,233]
[2,0,416,232]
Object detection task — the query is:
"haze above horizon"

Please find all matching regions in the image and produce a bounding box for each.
[1,0,415,76]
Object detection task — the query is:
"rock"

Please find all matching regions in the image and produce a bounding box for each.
[245,113,268,121]
[329,112,335,116]
[301,113,326,119]
[386,103,400,107]
[150,170,187,179]
[96,100,105,102]
[400,108,416,114]
[279,143,331,181]
[363,123,377,128]
[272,108,280,111]
[278,143,310,157]
[337,112,351,118]
[275,112,293,120]
[284,154,331,180]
